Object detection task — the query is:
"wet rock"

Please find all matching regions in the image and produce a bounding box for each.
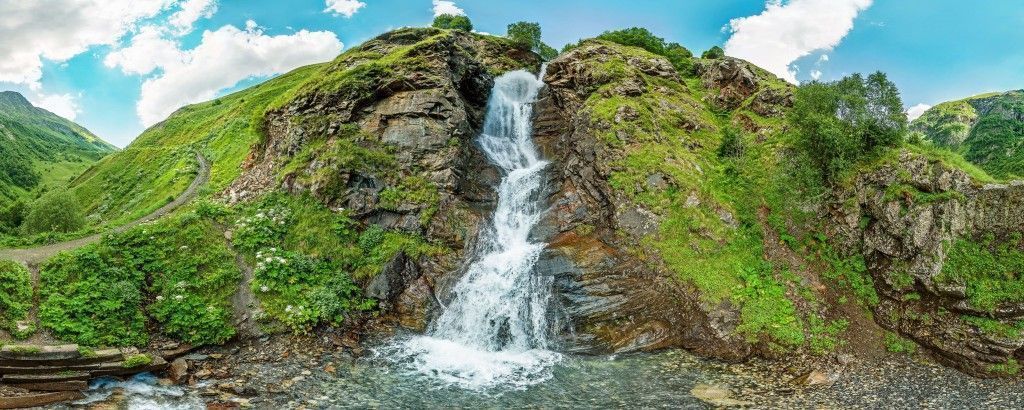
[168,358,189,384]
[690,383,753,407]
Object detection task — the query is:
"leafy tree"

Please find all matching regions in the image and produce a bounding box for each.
[22,191,85,235]
[0,200,26,234]
[571,27,695,74]
[789,72,908,183]
[538,42,558,61]
[665,42,694,75]
[432,14,473,31]
[507,21,542,50]
[701,46,725,59]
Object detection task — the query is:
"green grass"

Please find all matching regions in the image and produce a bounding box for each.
[938,233,1024,312]
[0,259,33,333]
[962,315,1024,339]
[884,332,918,353]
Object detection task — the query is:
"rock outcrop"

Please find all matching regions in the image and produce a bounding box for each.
[532,40,752,360]
[830,151,1024,376]
[225,28,541,330]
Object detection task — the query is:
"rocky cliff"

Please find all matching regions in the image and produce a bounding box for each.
[830,151,1024,376]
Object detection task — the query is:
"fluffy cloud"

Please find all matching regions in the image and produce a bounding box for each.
[30,92,81,121]
[325,0,366,17]
[168,0,218,35]
[906,103,932,121]
[0,0,174,87]
[110,21,343,125]
[810,70,822,81]
[104,26,188,75]
[432,0,465,17]
[724,0,872,83]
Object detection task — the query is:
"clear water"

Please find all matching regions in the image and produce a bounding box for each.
[381,68,561,389]
[69,372,205,409]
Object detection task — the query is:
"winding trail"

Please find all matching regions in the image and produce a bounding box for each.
[0,153,211,267]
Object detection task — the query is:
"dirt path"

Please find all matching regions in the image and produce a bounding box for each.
[0,153,210,268]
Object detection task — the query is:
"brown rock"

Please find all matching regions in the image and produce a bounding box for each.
[169,358,189,384]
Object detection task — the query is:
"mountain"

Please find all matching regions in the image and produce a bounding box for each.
[17,27,1024,379]
[0,91,117,202]
[912,90,1024,179]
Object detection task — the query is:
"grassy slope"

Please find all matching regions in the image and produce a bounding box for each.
[0,91,116,202]
[912,90,1024,179]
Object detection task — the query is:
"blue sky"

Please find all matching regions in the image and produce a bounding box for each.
[1,0,1022,147]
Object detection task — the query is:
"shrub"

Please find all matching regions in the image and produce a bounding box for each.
[431,14,473,31]
[507,21,542,50]
[39,248,148,347]
[0,200,26,234]
[22,191,85,234]
[701,46,725,59]
[593,28,694,74]
[0,259,32,332]
[789,72,907,183]
[717,126,746,158]
[885,332,918,353]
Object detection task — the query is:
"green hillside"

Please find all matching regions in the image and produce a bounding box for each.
[0,91,116,202]
[912,90,1024,179]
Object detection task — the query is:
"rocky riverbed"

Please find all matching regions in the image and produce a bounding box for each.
[61,333,1022,409]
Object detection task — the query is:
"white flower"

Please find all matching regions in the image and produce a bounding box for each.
[260,285,269,292]
[179,245,189,250]
[270,247,277,252]
[285,305,293,312]
[174,295,184,301]
[265,257,273,263]
[156,295,165,301]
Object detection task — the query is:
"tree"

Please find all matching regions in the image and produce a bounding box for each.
[665,42,694,75]
[0,200,26,234]
[538,43,558,61]
[701,46,725,59]
[597,27,670,56]
[432,14,473,31]
[507,21,542,51]
[22,191,85,235]
[789,72,908,183]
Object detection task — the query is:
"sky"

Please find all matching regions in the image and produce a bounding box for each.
[1,0,1023,147]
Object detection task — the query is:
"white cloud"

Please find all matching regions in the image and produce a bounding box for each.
[810,70,822,81]
[119,21,343,126]
[906,103,932,121]
[168,0,218,35]
[818,54,830,63]
[724,0,872,84]
[325,0,366,17]
[104,26,188,75]
[0,0,175,87]
[432,0,465,17]
[30,92,81,121]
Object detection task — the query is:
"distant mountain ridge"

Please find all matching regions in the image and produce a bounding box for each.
[0,91,116,202]
[912,90,1024,179]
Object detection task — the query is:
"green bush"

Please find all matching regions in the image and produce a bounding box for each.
[701,46,725,59]
[39,248,148,347]
[251,249,371,333]
[0,200,26,234]
[939,233,1024,312]
[431,14,472,31]
[0,259,32,333]
[22,191,85,235]
[789,72,907,183]
[507,21,542,50]
[581,27,694,74]
[884,332,918,353]
[38,210,241,347]
[717,126,746,158]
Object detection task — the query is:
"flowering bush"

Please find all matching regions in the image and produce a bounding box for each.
[233,207,291,254]
[252,249,372,333]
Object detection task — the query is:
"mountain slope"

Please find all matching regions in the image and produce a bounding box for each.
[912,90,1024,179]
[0,91,116,202]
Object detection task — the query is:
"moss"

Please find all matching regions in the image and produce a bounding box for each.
[988,358,1021,376]
[884,332,918,354]
[808,316,849,354]
[962,316,1024,339]
[122,354,152,368]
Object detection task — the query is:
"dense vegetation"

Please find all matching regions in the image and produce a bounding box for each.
[0,91,115,202]
[564,27,694,74]
[0,259,33,338]
[789,72,907,183]
[431,14,472,31]
[38,208,240,346]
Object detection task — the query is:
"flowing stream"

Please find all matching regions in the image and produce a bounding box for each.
[383,67,560,389]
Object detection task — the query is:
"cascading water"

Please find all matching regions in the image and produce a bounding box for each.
[386,67,560,389]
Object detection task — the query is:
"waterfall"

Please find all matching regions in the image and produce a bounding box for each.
[386,67,560,389]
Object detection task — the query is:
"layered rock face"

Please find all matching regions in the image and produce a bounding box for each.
[226,28,540,330]
[830,152,1024,376]
[531,42,753,360]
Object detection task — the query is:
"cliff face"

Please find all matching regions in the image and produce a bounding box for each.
[831,152,1024,376]
[226,28,541,330]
